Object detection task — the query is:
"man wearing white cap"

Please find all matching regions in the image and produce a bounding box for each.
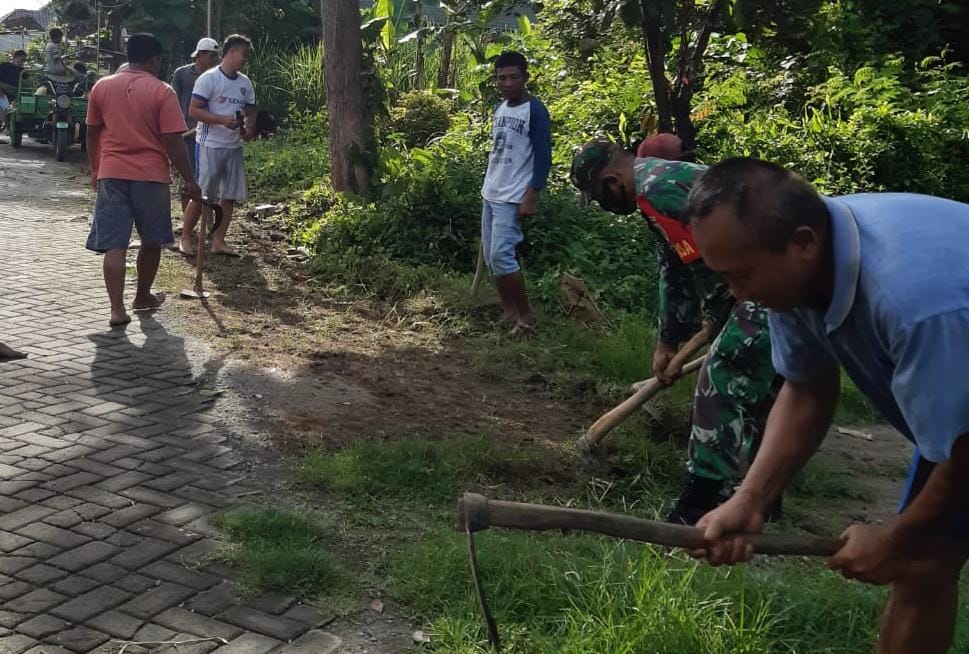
[173,38,219,247]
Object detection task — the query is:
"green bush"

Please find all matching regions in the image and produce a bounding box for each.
[696,50,969,201]
[389,90,453,147]
[284,121,659,313]
[245,111,330,201]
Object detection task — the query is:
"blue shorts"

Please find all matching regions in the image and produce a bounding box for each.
[899,447,969,539]
[85,179,173,253]
[481,199,522,277]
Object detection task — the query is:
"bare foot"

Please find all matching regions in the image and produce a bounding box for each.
[499,310,518,326]
[109,313,131,328]
[178,237,195,256]
[211,243,240,257]
[0,341,26,360]
[132,292,166,311]
[509,320,536,341]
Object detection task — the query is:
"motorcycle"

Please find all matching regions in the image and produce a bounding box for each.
[8,69,89,162]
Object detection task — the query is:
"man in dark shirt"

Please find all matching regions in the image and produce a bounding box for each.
[0,50,27,132]
[171,37,219,212]
[0,50,26,90]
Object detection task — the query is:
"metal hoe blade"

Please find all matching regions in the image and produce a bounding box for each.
[465,526,501,651]
[179,289,210,299]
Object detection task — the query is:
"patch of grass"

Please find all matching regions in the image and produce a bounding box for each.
[835,371,882,425]
[245,122,330,201]
[791,458,874,502]
[468,311,655,385]
[299,437,570,506]
[388,528,891,653]
[587,420,688,517]
[215,506,347,598]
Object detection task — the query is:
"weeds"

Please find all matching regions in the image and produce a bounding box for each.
[215,506,347,598]
[389,529,889,653]
[299,437,570,506]
[791,458,873,502]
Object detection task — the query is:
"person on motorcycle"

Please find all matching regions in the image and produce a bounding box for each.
[0,50,26,124]
[45,28,70,78]
[72,62,95,95]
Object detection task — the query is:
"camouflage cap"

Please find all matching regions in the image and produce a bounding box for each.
[569,138,624,193]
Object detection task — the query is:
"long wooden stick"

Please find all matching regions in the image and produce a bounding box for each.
[192,206,208,293]
[469,239,485,301]
[457,493,842,557]
[579,324,712,454]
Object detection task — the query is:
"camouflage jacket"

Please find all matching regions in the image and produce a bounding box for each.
[634,157,734,345]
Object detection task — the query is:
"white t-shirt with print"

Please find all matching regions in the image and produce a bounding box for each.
[192,66,256,149]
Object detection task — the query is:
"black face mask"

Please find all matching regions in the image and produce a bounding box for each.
[597,180,628,214]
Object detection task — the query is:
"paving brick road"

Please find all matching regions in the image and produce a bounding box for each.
[0,146,342,652]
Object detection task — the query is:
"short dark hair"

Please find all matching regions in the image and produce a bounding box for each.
[126,32,163,65]
[223,34,252,56]
[12,50,26,59]
[49,28,63,40]
[687,157,829,252]
[495,51,528,76]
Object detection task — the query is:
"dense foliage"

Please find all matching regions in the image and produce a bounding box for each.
[242,0,969,318]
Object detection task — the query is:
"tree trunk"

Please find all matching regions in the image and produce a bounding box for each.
[213,0,224,40]
[670,0,723,156]
[321,0,372,193]
[414,0,425,90]
[640,0,673,133]
[109,12,124,72]
[437,29,455,88]
[671,89,695,156]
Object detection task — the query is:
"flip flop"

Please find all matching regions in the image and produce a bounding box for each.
[132,293,167,312]
[109,316,132,328]
[211,248,241,258]
[0,343,26,361]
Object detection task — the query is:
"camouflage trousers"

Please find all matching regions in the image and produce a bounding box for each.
[687,300,780,496]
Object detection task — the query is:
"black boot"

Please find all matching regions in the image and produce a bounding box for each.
[764,495,783,523]
[665,474,726,526]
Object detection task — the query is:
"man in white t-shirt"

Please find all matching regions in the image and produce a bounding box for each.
[182,34,256,257]
[480,51,551,339]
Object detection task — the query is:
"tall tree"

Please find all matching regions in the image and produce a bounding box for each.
[638,0,724,154]
[545,0,729,153]
[321,0,373,192]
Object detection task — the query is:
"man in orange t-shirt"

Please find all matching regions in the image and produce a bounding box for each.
[85,32,201,328]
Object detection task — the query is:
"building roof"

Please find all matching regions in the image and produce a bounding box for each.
[0,32,34,54]
[0,4,55,32]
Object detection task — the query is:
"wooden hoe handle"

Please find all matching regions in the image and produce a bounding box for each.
[456,493,842,558]
[582,324,713,449]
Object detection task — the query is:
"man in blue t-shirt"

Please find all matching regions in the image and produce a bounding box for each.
[685,157,969,654]
[480,51,551,339]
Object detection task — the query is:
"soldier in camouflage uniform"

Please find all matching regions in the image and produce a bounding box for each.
[570,136,781,525]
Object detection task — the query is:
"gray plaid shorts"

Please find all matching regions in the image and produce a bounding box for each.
[85,179,173,253]
[198,145,247,202]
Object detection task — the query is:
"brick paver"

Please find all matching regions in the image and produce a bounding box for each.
[0,147,340,651]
